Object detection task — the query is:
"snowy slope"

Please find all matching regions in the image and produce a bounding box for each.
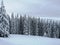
[0,34,60,45]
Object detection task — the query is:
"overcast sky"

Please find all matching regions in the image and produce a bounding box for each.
[0,0,60,17]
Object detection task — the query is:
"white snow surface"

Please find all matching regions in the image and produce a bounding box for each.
[0,34,60,45]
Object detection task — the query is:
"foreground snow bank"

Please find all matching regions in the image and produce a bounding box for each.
[0,34,60,45]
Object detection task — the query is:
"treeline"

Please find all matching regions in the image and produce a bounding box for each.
[9,13,60,38]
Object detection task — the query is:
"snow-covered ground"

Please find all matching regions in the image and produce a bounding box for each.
[0,34,60,45]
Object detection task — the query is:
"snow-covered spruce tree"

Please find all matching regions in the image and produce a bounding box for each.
[10,13,16,34]
[56,22,60,38]
[53,21,59,38]
[35,18,38,36]
[14,14,19,34]
[43,19,52,37]
[43,19,47,37]
[44,19,49,37]
[46,20,52,37]
[29,17,37,35]
[0,0,9,37]
[27,16,31,35]
[17,14,20,34]
[50,21,56,38]
[23,15,29,35]
[29,17,33,35]
[37,18,44,36]
[34,18,38,36]
[9,15,11,34]
[6,15,10,34]
[19,15,24,34]
[57,22,60,38]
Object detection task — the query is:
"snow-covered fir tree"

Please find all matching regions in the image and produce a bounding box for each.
[29,17,37,35]
[37,18,44,36]
[19,15,24,34]
[23,15,29,35]
[27,16,31,35]
[0,0,9,37]
[10,13,15,34]
[14,14,19,34]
